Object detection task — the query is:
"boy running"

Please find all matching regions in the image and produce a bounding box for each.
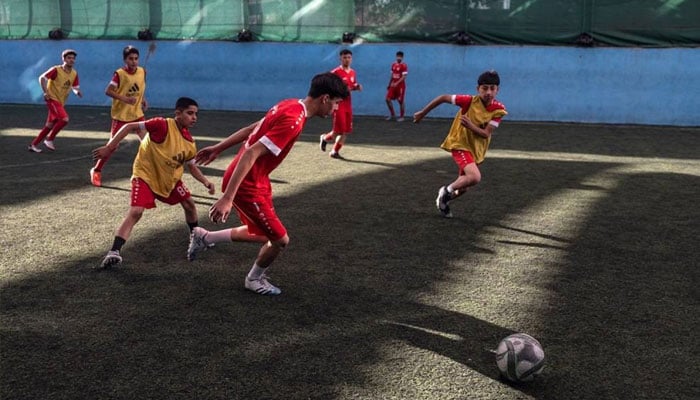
[319,49,362,159]
[28,49,83,153]
[93,97,215,269]
[413,70,507,218]
[187,73,349,295]
[90,45,149,187]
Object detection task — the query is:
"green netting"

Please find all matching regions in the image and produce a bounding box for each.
[1,0,698,46]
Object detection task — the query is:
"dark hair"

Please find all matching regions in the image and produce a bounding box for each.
[307,72,350,99]
[396,51,404,57]
[123,45,140,60]
[175,97,198,110]
[339,49,352,56]
[478,70,500,86]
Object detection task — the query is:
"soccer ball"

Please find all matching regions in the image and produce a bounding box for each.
[495,333,545,383]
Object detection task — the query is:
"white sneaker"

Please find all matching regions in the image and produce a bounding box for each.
[385,115,394,121]
[436,186,453,218]
[396,117,405,122]
[28,144,42,153]
[187,227,209,261]
[43,140,56,151]
[98,250,122,269]
[245,275,282,295]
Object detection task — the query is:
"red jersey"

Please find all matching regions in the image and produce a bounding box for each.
[223,99,308,198]
[331,66,358,111]
[389,62,408,86]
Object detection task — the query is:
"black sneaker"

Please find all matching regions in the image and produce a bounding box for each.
[319,134,327,152]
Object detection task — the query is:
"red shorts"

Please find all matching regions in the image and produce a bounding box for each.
[111,117,145,136]
[451,150,475,175]
[130,177,191,209]
[332,106,353,134]
[45,99,68,123]
[233,195,287,241]
[386,84,406,102]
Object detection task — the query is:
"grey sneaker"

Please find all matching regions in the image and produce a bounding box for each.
[187,227,209,261]
[28,144,42,153]
[319,134,328,152]
[436,186,453,218]
[98,250,122,269]
[43,140,56,151]
[245,274,282,295]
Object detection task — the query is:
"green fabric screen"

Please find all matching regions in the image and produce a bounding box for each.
[1,0,698,46]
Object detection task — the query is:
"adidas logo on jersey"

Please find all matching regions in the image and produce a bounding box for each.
[128,83,140,96]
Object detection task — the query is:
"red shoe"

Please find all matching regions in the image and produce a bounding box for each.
[90,168,102,187]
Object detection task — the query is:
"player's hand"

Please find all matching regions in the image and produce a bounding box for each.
[208,197,233,224]
[204,181,216,195]
[459,115,476,129]
[195,146,220,166]
[92,145,113,161]
[124,97,137,105]
[413,110,426,123]
[142,98,149,111]
[355,84,363,91]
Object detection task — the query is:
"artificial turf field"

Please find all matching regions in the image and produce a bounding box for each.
[1,104,698,399]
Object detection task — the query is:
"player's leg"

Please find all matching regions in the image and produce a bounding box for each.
[91,120,121,186]
[385,92,395,120]
[98,178,154,268]
[187,197,272,261]
[45,102,69,147]
[245,235,289,295]
[397,87,406,121]
[29,107,57,152]
[330,109,351,158]
[436,151,479,217]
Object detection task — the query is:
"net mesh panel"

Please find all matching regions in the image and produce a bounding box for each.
[1,0,698,46]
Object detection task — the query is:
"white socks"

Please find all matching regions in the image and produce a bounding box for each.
[247,264,267,280]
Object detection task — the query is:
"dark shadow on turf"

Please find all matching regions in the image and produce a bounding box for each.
[3,107,699,399]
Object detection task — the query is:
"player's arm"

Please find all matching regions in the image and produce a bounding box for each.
[208,141,269,224]
[459,115,497,139]
[413,94,452,123]
[105,74,136,105]
[195,119,261,165]
[91,121,144,160]
[38,68,54,101]
[186,160,216,194]
[72,75,83,98]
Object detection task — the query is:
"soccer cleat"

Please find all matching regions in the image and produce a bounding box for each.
[245,274,282,295]
[98,250,122,269]
[319,134,328,152]
[396,117,405,122]
[187,227,209,261]
[43,140,56,151]
[385,115,394,121]
[90,168,102,187]
[28,144,42,153]
[329,152,343,159]
[436,186,453,218]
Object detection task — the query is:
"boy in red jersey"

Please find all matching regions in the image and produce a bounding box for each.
[92,97,215,269]
[413,70,507,218]
[319,49,362,159]
[90,45,149,187]
[186,73,349,295]
[385,51,408,121]
[28,49,83,153]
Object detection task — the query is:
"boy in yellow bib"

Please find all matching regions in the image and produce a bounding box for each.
[92,97,215,269]
[413,70,507,218]
[90,45,149,186]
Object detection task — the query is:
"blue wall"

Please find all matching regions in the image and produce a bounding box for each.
[2,40,698,126]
